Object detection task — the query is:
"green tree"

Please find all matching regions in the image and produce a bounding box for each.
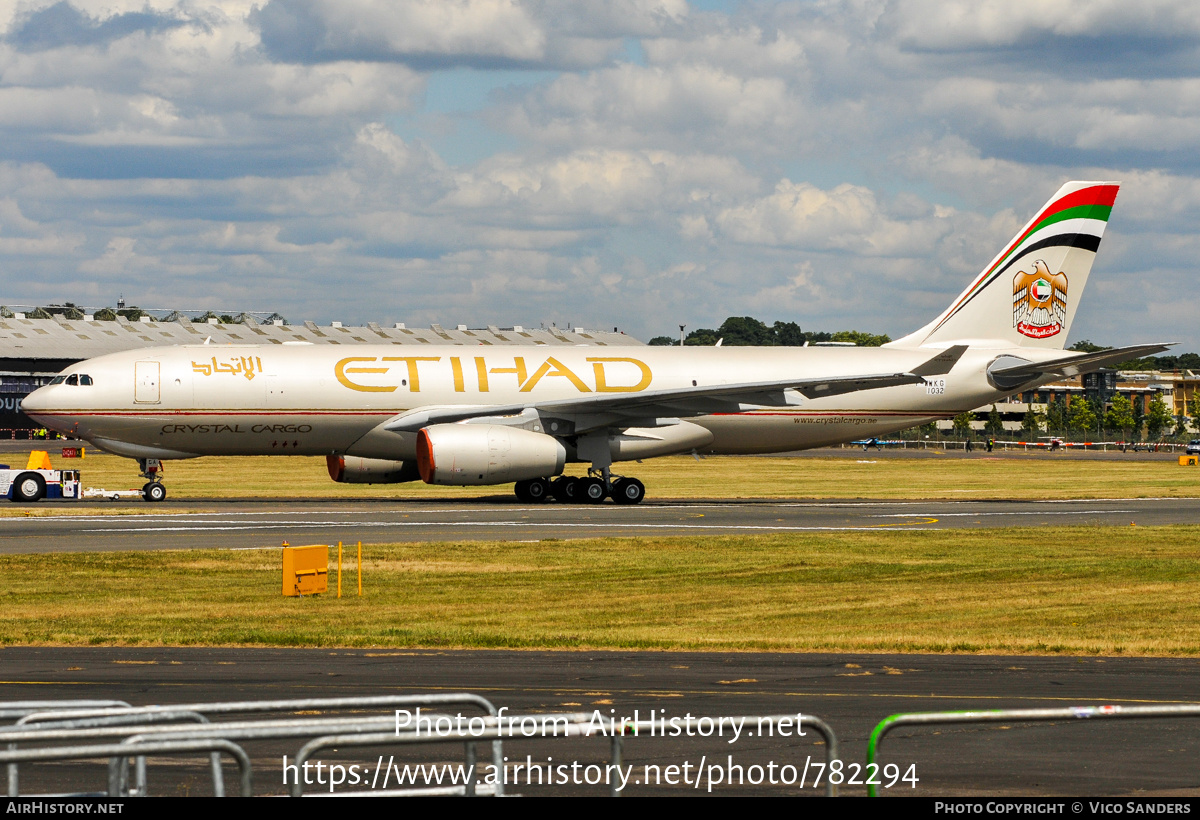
[1188,394,1200,434]
[1044,398,1067,435]
[647,336,675,346]
[1067,395,1097,437]
[831,329,891,347]
[683,327,720,346]
[1088,396,1106,437]
[43,303,84,319]
[1146,393,1172,440]
[1021,407,1044,438]
[772,321,806,346]
[1104,394,1136,440]
[1131,396,1146,440]
[1068,340,1109,353]
[952,411,974,439]
[716,316,776,346]
[985,404,1004,437]
[93,308,117,321]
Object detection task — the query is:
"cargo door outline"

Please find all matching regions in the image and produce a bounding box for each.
[134,361,160,404]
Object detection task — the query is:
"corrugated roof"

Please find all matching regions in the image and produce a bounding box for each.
[0,318,640,362]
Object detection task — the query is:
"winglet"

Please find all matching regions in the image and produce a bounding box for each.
[909,345,968,378]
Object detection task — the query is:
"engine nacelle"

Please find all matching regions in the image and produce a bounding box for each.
[327,455,421,484]
[416,424,566,485]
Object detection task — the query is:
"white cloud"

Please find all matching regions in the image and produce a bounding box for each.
[0,0,1199,349]
[881,0,1200,51]
[502,62,807,155]
[254,0,547,65]
[715,180,954,257]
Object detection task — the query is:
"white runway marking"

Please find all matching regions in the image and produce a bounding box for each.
[869,509,1135,518]
[84,520,942,533]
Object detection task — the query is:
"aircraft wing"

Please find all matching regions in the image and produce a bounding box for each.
[987,343,1174,389]
[384,345,968,433]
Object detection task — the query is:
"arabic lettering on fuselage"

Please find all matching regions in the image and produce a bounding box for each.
[334,355,652,394]
[192,356,263,380]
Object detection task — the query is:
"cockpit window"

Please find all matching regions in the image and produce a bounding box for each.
[49,376,65,385]
[79,374,93,386]
[65,374,78,386]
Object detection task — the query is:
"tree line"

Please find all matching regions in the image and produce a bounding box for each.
[943,393,1194,442]
[648,316,891,347]
[898,390,1197,444]
[1,303,288,325]
[1068,340,1200,373]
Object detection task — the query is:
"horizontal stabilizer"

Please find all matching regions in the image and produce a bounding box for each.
[910,345,969,377]
[987,343,1174,390]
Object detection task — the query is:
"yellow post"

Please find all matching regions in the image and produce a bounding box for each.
[337,541,343,598]
[357,541,362,596]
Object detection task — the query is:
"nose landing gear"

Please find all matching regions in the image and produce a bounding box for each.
[137,458,167,502]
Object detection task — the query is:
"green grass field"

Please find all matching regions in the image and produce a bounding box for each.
[1,450,1195,509]
[4,526,1198,655]
[3,449,1196,654]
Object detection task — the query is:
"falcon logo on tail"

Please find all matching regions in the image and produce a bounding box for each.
[1013,260,1067,339]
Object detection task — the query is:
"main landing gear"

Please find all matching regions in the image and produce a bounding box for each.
[137,458,167,502]
[514,472,646,505]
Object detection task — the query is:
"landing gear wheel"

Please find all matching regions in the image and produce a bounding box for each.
[143,482,167,502]
[551,476,578,503]
[525,477,549,503]
[12,472,45,503]
[579,476,607,504]
[611,477,645,505]
[514,479,533,502]
[515,478,550,503]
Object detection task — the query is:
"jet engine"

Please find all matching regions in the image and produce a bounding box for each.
[326,455,421,484]
[416,424,566,485]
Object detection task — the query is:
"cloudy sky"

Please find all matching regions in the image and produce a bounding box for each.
[1,0,1197,348]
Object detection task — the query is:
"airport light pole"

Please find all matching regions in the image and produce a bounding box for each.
[679,325,685,346]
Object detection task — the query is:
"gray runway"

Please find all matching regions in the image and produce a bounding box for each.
[1,496,1197,552]
[3,647,1199,796]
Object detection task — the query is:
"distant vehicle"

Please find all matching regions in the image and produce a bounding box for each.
[1187,440,1200,456]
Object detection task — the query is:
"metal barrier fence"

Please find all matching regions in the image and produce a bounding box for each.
[290,712,839,797]
[841,440,1189,453]
[616,714,840,798]
[0,739,251,797]
[2,694,503,798]
[9,708,219,797]
[866,703,1200,797]
[0,700,131,720]
[0,430,65,441]
[2,698,839,797]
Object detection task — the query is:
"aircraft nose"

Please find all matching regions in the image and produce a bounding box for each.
[21,384,56,415]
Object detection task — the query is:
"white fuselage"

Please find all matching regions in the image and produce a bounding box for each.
[22,343,1035,462]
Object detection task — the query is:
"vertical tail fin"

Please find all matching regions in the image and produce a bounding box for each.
[892,181,1119,349]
